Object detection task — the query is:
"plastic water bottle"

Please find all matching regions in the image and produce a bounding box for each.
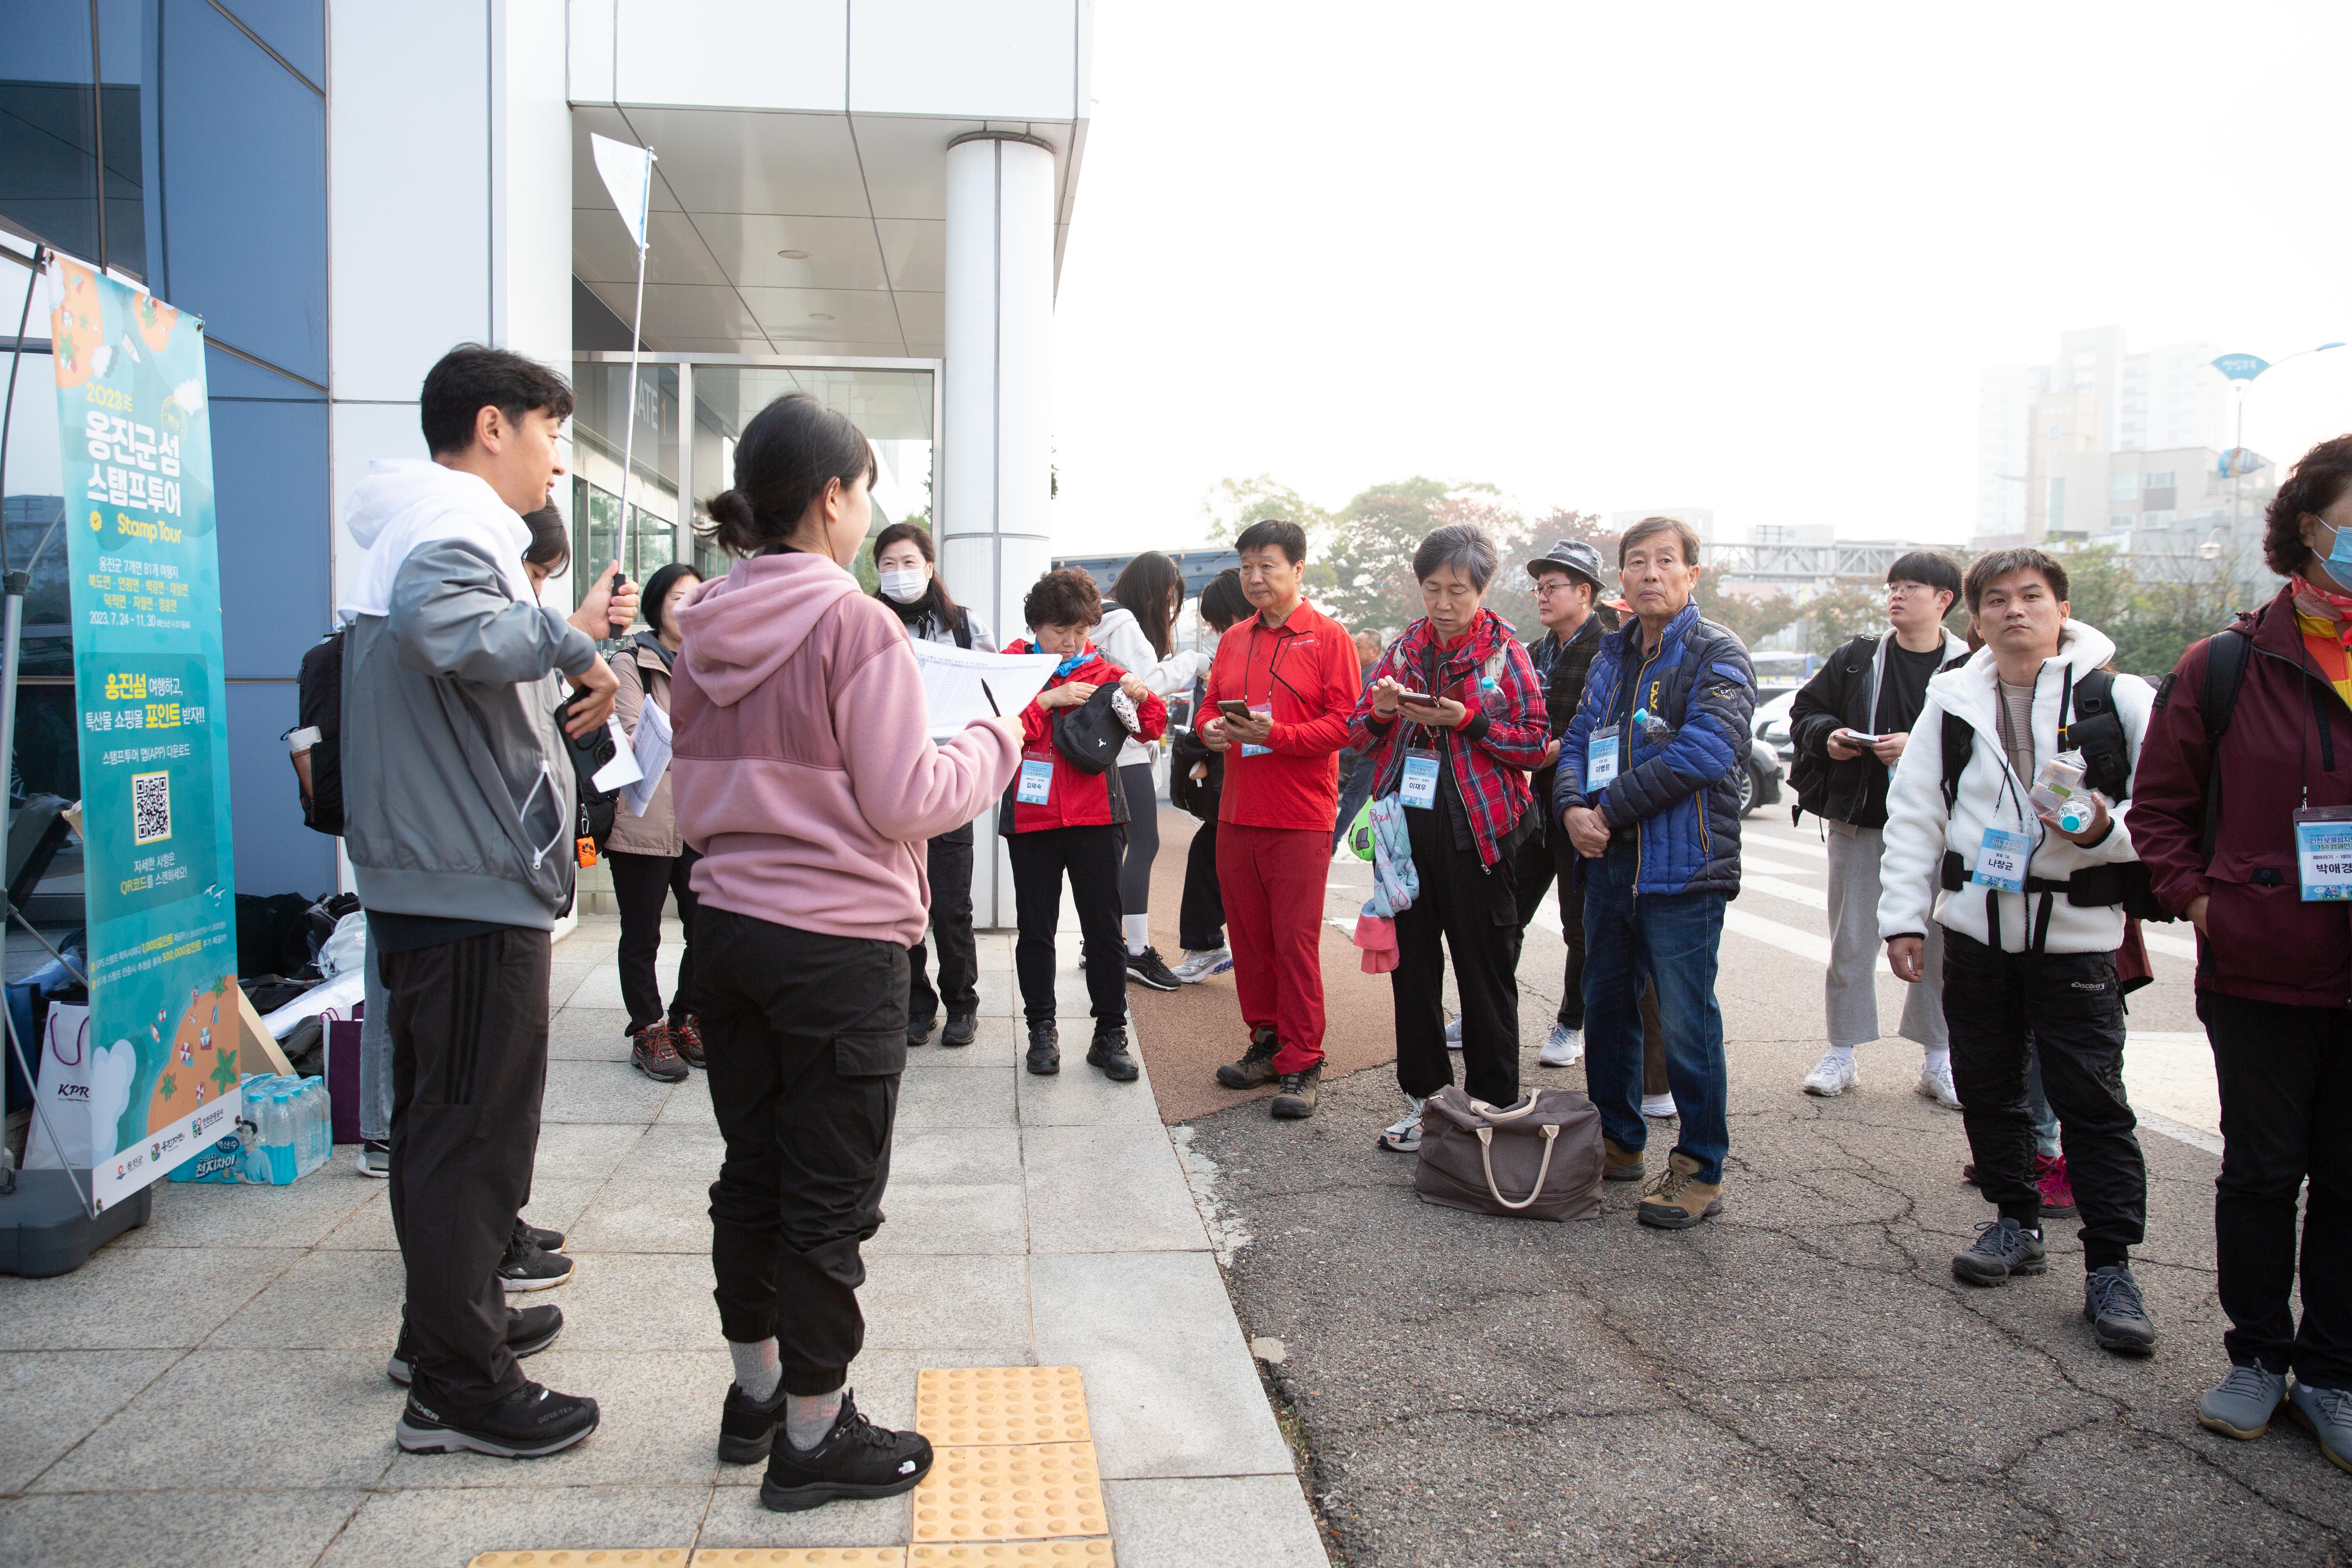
[301,1077,326,1170]
[265,1090,296,1184]
[310,1077,331,1168]
[241,1083,271,1183]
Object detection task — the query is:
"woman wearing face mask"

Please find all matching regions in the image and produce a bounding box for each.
[873,523,994,1049]
[1095,551,1213,992]
[607,561,708,1082]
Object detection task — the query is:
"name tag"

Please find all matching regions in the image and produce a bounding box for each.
[1400,748,1439,809]
[2296,806,2352,900]
[1017,753,1054,806]
[1587,724,1621,789]
[1971,826,2031,894]
[1241,703,1273,757]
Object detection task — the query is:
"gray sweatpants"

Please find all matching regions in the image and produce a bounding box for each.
[1823,820,1947,1052]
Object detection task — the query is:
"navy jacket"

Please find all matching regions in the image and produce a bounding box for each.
[1555,601,1755,896]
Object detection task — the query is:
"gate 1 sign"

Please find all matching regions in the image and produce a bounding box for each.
[44,253,240,1212]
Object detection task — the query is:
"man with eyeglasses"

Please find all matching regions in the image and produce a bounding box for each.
[1788,551,1968,1105]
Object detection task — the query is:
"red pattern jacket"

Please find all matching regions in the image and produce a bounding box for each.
[1003,641,1168,833]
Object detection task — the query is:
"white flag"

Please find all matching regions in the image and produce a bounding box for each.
[590,132,657,252]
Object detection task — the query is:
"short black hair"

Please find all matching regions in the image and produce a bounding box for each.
[519,503,568,571]
[1886,550,1960,600]
[2267,434,2352,579]
[1234,517,1307,564]
[1198,567,1251,631]
[420,344,575,457]
[1025,567,1102,631]
[641,560,703,636]
[1963,547,2069,613]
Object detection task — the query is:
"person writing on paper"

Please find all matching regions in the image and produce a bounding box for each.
[669,393,1020,1514]
[607,562,706,1084]
[872,522,993,1052]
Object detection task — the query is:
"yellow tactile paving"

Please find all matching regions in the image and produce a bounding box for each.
[914,1367,1091,1447]
[468,1555,690,1567]
[688,1553,906,1566]
[909,1443,1107,1544]
[909,1543,1113,1564]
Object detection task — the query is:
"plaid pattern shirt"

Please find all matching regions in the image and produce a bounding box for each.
[1347,609,1550,867]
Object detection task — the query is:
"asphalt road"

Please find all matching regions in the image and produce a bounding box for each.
[1166,812,2352,1567]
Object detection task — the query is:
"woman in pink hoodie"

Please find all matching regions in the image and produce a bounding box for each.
[668,394,1020,1514]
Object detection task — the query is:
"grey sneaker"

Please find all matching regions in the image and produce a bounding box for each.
[2083,1264,2156,1355]
[1952,1217,2047,1285]
[2288,1381,2352,1474]
[2198,1364,2287,1440]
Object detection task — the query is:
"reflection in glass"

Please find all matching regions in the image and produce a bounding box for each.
[569,362,680,606]
[0,2,101,262]
[0,332,78,800]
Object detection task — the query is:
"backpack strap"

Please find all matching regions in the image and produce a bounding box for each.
[1940,708,1972,813]
[952,610,973,651]
[2060,668,2133,801]
[2198,627,2252,859]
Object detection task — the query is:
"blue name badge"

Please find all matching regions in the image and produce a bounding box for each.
[1241,703,1273,757]
[1587,724,1621,789]
[2296,806,2352,900]
[1017,754,1054,806]
[1970,826,2031,895]
[1400,748,1439,809]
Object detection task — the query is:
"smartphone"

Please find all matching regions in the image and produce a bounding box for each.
[1393,688,1435,706]
[1216,699,1252,721]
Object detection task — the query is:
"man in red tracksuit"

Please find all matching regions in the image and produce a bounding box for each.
[1202,518,1361,1118]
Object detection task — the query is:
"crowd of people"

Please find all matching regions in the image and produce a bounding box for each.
[326,341,2352,1508]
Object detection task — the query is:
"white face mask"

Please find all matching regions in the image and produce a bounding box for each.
[879,567,928,604]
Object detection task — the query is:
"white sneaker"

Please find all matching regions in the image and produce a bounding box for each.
[1174,948,1232,983]
[1916,1058,1962,1110]
[1539,1024,1583,1068]
[1802,1052,1858,1098]
[1443,1017,1463,1050]
[1378,1095,1425,1152]
[1640,1091,1677,1119]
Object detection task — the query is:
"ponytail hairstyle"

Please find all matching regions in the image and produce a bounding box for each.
[1109,550,1184,660]
[699,392,878,557]
[870,520,962,628]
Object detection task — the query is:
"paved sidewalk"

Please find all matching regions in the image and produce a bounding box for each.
[0,915,1326,1567]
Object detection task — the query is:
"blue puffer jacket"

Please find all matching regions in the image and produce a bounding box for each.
[1554,601,1755,896]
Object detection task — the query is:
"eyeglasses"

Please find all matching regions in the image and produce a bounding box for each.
[1885,583,1939,598]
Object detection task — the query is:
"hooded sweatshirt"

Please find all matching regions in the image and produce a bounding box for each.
[669,550,1022,947]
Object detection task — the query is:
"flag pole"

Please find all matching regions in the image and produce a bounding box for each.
[613,227,648,616]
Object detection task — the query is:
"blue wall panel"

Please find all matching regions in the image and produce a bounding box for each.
[226,680,334,898]
[216,0,325,89]
[211,396,330,679]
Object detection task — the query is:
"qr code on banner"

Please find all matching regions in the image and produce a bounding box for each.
[131,771,171,845]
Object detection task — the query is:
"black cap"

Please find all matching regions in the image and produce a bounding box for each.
[1526,539,1606,589]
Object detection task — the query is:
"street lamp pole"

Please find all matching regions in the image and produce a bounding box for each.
[2212,341,2346,550]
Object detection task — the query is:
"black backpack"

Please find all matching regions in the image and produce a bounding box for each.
[286,630,345,836]
[558,691,621,855]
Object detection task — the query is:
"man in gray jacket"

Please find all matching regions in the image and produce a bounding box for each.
[340,344,627,1458]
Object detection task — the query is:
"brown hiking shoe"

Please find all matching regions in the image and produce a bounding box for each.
[631,1024,689,1083]
[1269,1063,1321,1119]
[1603,1138,1645,1183]
[1215,1025,1281,1089]
[1637,1151,1724,1229]
[670,1014,705,1069]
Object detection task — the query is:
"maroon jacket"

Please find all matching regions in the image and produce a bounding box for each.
[2133,585,2352,1008]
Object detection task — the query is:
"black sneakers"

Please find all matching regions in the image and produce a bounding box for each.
[1953,1217,2048,1285]
[515,1218,566,1254]
[908,1013,936,1048]
[759,1389,934,1512]
[718,1379,791,1464]
[499,1229,575,1293]
[387,1304,563,1385]
[2085,1264,2157,1355]
[396,1380,600,1457]
[1026,1022,1060,1076]
[1087,1027,1139,1082]
[942,1011,978,1048]
[1126,947,1180,992]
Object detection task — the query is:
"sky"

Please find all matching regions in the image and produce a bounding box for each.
[1045,0,2352,553]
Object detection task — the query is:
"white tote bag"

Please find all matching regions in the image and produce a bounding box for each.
[21,1003,136,1170]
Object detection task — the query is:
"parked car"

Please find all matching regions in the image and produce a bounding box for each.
[1741,734,1784,817]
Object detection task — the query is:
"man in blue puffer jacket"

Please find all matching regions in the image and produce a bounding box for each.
[1555,516,1755,1230]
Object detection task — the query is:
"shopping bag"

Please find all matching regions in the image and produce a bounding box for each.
[20,1003,136,1170]
[1413,1084,1603,1222]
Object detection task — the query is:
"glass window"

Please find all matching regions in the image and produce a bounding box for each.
[0,287,78,799]
[569,362,681,601]
[214,0,325,89]
[212,394,329,677]
[2046,477,2065,528]
[0,1,100,263]
[2109,471,2138,500]
[97,0,158,279]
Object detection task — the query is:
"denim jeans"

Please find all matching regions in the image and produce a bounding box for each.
[1580,848,1730,1182]
[359,924,393,1143]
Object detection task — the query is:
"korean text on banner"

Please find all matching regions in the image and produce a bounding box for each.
[44,253,241,1212]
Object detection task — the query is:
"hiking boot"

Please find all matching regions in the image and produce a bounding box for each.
[759,1389,933,1512]
[1174,947,1232,983]
[1215,1025,1280,1089]
[1802,1051,1856,1097]
[670,1014,706,1069]
[1087,1027,1139,1082]
[1603,1138,1645,1183]
[2199,1364,2287,1440]
[942,1011,977,1048]
[1637,1152,1723,1229]
[498,1231,575,1293]
[355,1139,390,1178]
[1916,1057,1961,1109]
[2084,1264,2156,1355]
[1025,1022,1060,1076]
[2288,1381,2352,1474]
[2036,1153,2079,1218]
[1126,947,1180,992]
[631,1024,689,1083]
[1952,1217,2047,1285]
[396,1380,600,1458]
[515,1217,566,1254]
[1539,1023,1583,1068]
[1378,1096,1425,1152]
[1641,1091,1677,1120]
[388,1305,562,1386]
[717,1379,791,1464]
[908,1013,936,1048]
[1269,1064,1321,1119]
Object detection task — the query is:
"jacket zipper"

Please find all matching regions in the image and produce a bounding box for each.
[1624,638,1665,894]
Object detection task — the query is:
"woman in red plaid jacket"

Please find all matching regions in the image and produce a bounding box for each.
[1346,523,1550,1152]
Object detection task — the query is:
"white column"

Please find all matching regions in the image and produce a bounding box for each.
[943,132,1056,929]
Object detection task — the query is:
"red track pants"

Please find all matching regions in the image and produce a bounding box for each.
[1215,823,1329,1073]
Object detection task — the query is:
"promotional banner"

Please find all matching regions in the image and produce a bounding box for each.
[44,253,239,1211]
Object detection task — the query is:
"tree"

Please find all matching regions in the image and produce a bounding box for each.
[1695,572,1801,650]
[1804,581,1888,653]
[1201,474,1334,544]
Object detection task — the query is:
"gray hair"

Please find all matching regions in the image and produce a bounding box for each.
[1412,523,1498,590]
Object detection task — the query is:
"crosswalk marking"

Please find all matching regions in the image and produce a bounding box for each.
[1742,851,1822,879]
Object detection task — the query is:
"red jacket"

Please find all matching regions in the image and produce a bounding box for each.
[2133,586,2352,1008]
[1003,641,1167,833]
[1203,598,1360,831]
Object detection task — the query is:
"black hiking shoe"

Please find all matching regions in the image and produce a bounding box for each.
[942,1011,978,1048]
[1087,1027,1139,1082]
[387,1304,563,1386]
[2084,1264,2157,1355]
[1215,1025,1280,1089]
[1026,1022,1060,1076]
[1952,1217,2047,1285]
[1126,947,1180,991]
[1270,1063,1322,1119]
[759,1389,933,1512]
[396,1380,599,1458]
[908,1013,936,1048]
[498,1230,575,1293]
[717,1379,791,1464]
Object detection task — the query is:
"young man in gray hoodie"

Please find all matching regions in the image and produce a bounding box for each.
[340,344,630,1458]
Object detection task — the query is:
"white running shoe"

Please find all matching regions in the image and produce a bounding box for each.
[1539,1024,1584,1068]
[1802,1052,1858,1098]
[1916,1057,1962,1110]
[1443,1016,1463,1050]
[1173,948,1233,984]
[1378,1095,1425,1152]
[1640,1091,1677,1120]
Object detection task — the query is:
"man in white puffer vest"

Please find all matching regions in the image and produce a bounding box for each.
[1877,546,2158,1356]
